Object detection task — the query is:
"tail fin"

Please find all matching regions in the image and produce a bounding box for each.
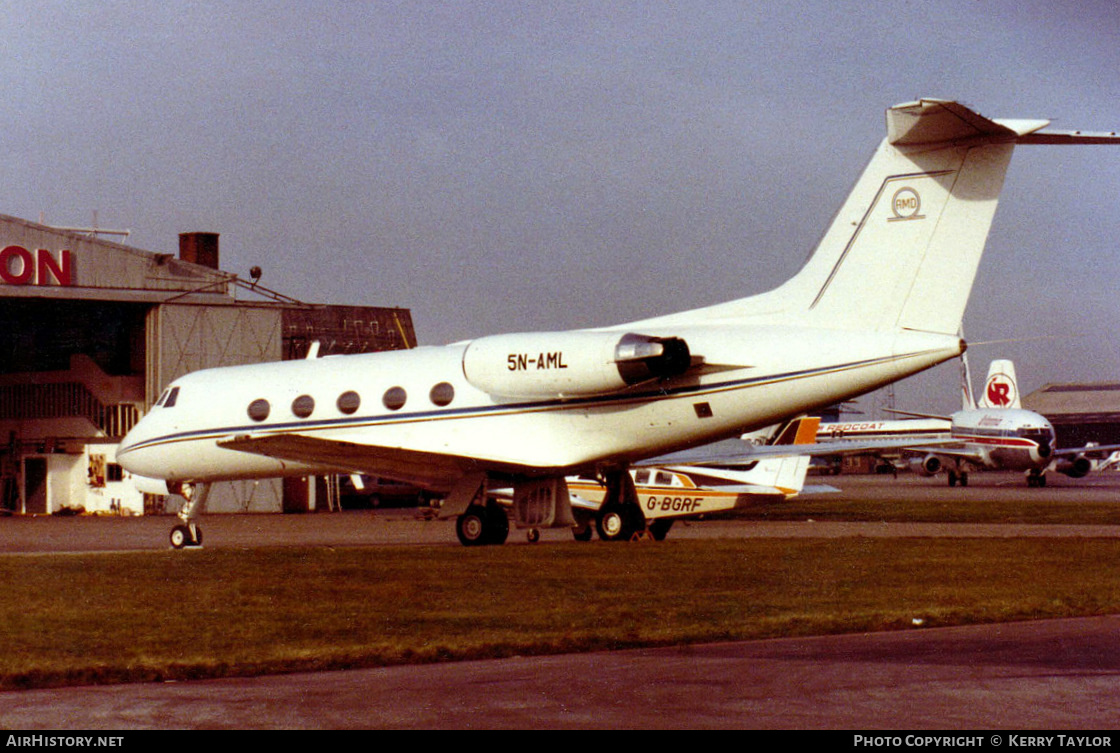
[638,99,1072,334]
[764,415,818,495]
[629,98,1120,346]
[978,359,1020,409]
[769,415,822,446]
[792,99,1038,334]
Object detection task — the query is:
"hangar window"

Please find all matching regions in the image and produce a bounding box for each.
[248,398,271,422]
[429,382,455,407]
[382,386,407,411]
[337,390,361,415]
[292,395,315,418]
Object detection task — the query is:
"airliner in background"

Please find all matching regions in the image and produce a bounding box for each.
[118,98,1120,548]
[816,359,1120,487]
[886,359,1120,487]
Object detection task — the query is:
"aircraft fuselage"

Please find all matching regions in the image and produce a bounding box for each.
[119,324,962,490]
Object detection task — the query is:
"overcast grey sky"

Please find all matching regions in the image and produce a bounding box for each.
[3,1,1119,415]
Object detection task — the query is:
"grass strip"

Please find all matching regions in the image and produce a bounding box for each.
[735,496,1120,524]
[4,537,1120,689]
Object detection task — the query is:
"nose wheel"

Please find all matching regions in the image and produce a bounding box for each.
[168,482,210,550]
[169,524,203,549]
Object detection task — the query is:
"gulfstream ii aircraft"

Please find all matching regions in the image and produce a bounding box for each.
[118,98,1120,548]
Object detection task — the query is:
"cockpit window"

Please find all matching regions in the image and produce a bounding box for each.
[163,387,180,408]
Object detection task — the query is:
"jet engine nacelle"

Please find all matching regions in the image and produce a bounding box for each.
[1054,456,1093,478]
[909,454,943,477]
[462,331,690,399]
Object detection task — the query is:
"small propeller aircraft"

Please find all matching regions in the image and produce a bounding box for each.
[567,416,820,542]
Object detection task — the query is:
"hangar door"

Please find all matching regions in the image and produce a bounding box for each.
[146,303,282,403]
[145,303,284,513]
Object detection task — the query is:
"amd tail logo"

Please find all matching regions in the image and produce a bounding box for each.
[888,187,924,221]
[0,246,72,286]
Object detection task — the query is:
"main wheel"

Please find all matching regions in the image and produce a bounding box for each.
[572,525,593,542]
[486,502,509,545]
[456,504,509,546]
[596,503,639,542]
[648,519,674,541]
[456,506,489,546]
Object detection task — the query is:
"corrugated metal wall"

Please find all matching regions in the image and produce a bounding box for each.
[147,303,284,513]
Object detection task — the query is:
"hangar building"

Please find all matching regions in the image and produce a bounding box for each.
[0,213,415,516]
[1024,383,1120,450]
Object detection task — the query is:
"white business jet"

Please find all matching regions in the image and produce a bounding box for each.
[118,98,1120,547]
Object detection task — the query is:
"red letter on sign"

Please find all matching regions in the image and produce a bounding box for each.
[37,249,71,286]
[0,245,34,284]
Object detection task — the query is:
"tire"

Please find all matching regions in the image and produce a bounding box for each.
[648,519,674,541]
[486,503,509,545]
[456,507,488,546]
[169,525,190,549]
[572,525,593,542]
[596,503,638,542]
[526,528,540,543]
[169,524,201,549]
[456,504,509,546]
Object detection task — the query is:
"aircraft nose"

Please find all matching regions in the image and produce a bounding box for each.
[118,417,155,475]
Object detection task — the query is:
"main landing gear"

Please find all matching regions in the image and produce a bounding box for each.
[168,482,210,549]
[455,499,510,546]
[1027,469,1047,487]
[594,468,649,542]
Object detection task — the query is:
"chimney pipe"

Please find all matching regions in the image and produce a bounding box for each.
[179,232,220,269]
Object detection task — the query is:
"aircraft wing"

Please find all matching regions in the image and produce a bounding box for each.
[1053,443,1120,458]
[642,436,957,467]
[217,433,505,492]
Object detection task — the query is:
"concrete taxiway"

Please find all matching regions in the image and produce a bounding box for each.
[2,616,1119,729]
[2,471,1120,729]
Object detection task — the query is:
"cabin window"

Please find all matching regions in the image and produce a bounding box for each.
[292,395,315,418]
[655,471,673,486]
[337,390,361,415]
[248,398,271,422]
[634,470,650,484]
[383,387,407,411]
[429,382,455,407]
